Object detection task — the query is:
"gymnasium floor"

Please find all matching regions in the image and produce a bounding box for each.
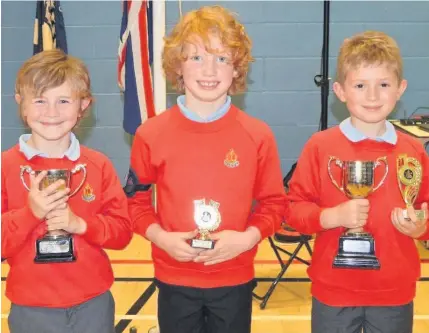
[2,237,429,333]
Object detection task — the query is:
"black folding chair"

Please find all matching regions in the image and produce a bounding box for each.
[253,162,313,308]
[253,224,312,309]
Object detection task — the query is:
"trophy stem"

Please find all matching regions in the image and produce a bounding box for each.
[199,230,209,241]
[346,227,367,235]
[46,229,69,239]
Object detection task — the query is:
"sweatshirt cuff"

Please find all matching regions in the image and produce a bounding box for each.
[308,207,325,234]
[134,217,159,239]
[248,219,273,241]
[19,205,43,231]
[81,216,103,243]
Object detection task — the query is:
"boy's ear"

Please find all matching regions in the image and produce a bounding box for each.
[233,69,238,78]
[333,82,346,102]
[80,98,91,112]
[397,79,407,100]
[15,94,22,105]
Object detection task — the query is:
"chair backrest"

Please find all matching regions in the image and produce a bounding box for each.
[283,162,297,192]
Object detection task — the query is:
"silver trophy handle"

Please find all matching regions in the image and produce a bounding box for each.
[69,164,87,196]
[373,156,388,192]
[328,156,344,193]
[20,165,34,191]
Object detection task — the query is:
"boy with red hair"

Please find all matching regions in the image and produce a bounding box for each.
[126,5,284,333]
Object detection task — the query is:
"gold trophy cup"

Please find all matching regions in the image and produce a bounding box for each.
[191,199,221,249]
[328,157,388,269]
[20,164,86,263]
[397,154,426,221]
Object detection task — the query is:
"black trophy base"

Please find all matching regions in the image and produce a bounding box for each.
[35,235,76,263]
[333,233,380,270]
[191,238,215,249]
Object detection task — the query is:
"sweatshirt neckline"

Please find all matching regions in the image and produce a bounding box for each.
[170,104,238,133]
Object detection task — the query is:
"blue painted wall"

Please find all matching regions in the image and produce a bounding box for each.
[2,1,429,180]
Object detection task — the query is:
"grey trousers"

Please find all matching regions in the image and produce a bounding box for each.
[312,297,413,333]
[8,290,115,333]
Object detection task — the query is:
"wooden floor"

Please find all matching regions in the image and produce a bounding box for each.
[2,237,429,333]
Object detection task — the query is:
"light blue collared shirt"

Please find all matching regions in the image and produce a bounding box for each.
[339,117,397,145]
[19,133,81,161]
[177,95,231,123]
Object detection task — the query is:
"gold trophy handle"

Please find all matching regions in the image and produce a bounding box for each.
[373,156,388,192]
[69,164,87,197]
[404,187,419,208]
[20,165,34,191]
[328,156,344,193]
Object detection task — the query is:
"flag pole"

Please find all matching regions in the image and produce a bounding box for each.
[150,4,166,333]
[152,0,166,114]
[149,3,167,333]
[151,0,166,214]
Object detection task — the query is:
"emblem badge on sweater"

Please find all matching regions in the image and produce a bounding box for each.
[82,183,96,202]
[224,149,239,168]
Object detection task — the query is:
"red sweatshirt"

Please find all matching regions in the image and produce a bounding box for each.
[1,145,132,307]
[285,126,429,307]
[129,105,285,288]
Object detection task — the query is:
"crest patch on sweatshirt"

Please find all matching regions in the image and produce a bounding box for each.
[224,149,240,168]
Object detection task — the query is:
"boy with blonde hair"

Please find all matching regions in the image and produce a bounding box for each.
[2,49,132,333]
[285,31,429,333]
[126,5,284,333]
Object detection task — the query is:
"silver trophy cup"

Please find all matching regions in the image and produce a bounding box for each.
[20,164,86,263]
[328,157,388,269]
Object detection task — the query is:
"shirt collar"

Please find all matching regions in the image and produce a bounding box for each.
[19,133,81,161]
[177,95,231,123]
[339,117,397,145]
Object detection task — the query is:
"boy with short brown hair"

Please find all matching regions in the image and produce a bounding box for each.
[2,49,132,333]
[285,30,429,333]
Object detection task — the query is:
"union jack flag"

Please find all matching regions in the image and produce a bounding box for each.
[118,0,155,135]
